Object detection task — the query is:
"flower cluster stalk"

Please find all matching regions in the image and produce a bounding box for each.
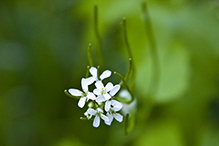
[94,5,104,68]
[142,2,160,95]
[122,18,136,88]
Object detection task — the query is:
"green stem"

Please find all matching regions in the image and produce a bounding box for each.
[124,113,129,135]
[132,1,159,138]
[142,2,160,95]
[97,65,100,80]
[122,18,136,86]
[94,5,104,68]
[80,117,88,120]
[85,65,90,78]
[114,72,135,104]
[120,58,132,87]
[125,58,132,81]
[87,44,94,67]
[122,18,132,59]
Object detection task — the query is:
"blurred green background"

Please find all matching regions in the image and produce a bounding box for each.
[1,0,219,146]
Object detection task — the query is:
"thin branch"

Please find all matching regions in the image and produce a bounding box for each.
[122,18,136,86]
[87,43,94,67]
[94,5,104,68]
[114,72,135,104]
[142,2,160,95]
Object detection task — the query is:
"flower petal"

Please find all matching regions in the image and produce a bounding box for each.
[87,92,96,100]
[93,115,100,128]
[104,93,111,100]
[68,89,83,96]
[105,100,111,112]
[96,96,106,102]
[84,108,96,119]
[93,89,101,96]
[111,100,123,111]
[100,70,111,80]
[105,82,114,92]
[86,76,96,85]
[105,113,113,125]
[113,113,123,122]
[78,97,86,108]
[95,81,104,89]
[97,108,103,113]
[109,84,120,96]
[89,67,97,78]
[101,114,109,122]
[81,78,89,92]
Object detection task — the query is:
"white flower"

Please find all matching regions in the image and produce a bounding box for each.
[68,78,96,108]
[104,100,123,125]
[84,108,109,128]
[87,67,111,84]
[93,81,120,102]
[105,99,123,112]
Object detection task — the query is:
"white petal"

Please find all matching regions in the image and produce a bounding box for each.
[111,100,123,111]
[105,113,113,125]
[110,85,120,96]
[78,97,86,108]
[105,100,111,112]
[100,70,111,80]
[81,78,89,92]
[101,114,109,122]
[104,93,111,100]
[68,89,83,96]
[95,81,104,89]
[86,76,96,85]
[89,67,97,77]
[84,108,96,117]
[105,82,114,92]
[93,89,101,96]
[87,108,97,115]
[96,96,106,102]
[84,108,96,119]
[93,115,100,128]
[113,113,123,122]
[87,92,96,100]
[97,108,103,113]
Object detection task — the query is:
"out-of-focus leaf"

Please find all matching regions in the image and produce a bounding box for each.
[136,119,185,146]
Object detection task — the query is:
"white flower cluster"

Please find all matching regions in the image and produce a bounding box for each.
[68,67,123,128]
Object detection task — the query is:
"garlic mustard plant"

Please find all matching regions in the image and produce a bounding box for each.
[65,5,136,133]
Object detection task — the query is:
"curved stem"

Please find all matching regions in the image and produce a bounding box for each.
[122,18,132,59]
[122,18,136,86]
[142,2,160,95]
[120,58,132,87]
[114,72,135,104]
[94,5,104,68]
[125,58,132,81]
[124,113,129,135]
